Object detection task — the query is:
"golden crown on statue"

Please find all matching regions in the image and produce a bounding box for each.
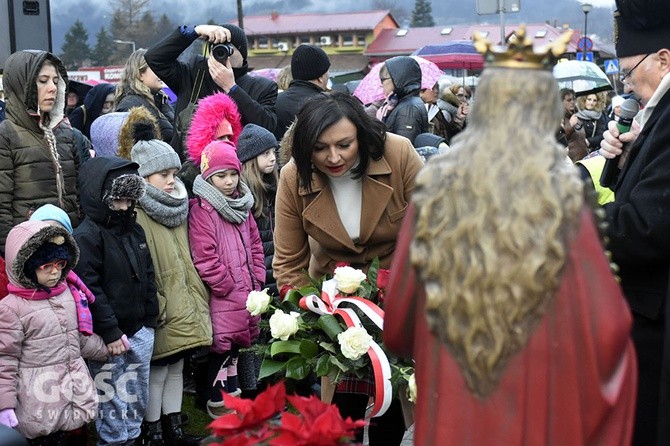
[473,25,573,70]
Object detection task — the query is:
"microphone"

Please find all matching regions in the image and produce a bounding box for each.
[599,98,640,188]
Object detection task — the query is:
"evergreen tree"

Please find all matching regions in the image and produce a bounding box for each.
[411,0,435,27]
[91,27,114,66]
[155,14,174,40]
[135,11,156,49]
[60,20,91,70]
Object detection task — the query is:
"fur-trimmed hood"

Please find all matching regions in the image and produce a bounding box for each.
[5,221,79,289]
[3,50,68,132]
[117,106,162,160]
[186,93,242,164]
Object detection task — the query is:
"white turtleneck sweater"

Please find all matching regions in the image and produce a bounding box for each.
[328,170,363,243]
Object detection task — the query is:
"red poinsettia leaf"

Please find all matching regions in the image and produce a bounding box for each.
[253,380,287,418]
[286,393,330,425]
[219,433,257,446]
[376,268,390,290]
[335,261,350,268]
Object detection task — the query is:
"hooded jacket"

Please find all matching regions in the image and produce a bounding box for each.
[68,82,116,139]
[383,57,429,145]
[0,51,81,254]
[273,80,325,141]
[0,221,107,439]
[73,157,158,344]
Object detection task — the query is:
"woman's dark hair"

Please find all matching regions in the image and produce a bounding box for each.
[292,91,387,191]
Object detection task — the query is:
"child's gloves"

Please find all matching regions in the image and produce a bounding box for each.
[0,408,18,428]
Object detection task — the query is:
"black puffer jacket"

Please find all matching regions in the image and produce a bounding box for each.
[74,156,158,344]
[115,91,175,145]
[274,80,325,140]
[0,50,80,254]
[69,83,116,138]
[383,57,429,145]
[257,182,277,295]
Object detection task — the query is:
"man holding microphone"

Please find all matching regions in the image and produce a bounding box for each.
[599,1,670,444]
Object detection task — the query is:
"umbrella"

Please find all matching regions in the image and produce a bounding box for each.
[248,68,282,82]
[411,41,484,70]
[353,56,444,105]
[553,60,612,96]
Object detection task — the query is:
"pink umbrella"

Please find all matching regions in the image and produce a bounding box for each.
[248,68,281,82]
[353,56,444,105]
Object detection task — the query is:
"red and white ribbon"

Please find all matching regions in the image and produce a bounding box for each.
[300,278,392,417]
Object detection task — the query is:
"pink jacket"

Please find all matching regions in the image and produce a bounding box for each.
[188,197,264,353]
[0,221,108,439]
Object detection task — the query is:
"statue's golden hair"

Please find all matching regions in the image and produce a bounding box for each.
[410,68,584,397]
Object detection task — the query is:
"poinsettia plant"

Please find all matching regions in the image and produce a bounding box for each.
[246,259,414,418]
[203,380,367,446]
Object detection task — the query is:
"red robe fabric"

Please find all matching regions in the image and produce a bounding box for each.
[384,206,638,446]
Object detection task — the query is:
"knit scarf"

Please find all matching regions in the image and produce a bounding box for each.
[7,270,95,335]
[192,175,254,224]
[139,179,189,228]
[576,109,602,121]
[376,93,399,122]
[437,100,459,123]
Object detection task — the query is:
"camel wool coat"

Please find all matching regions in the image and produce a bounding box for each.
[273,132,423,287]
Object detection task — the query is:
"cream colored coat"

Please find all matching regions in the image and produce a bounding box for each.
[273,133,423,287]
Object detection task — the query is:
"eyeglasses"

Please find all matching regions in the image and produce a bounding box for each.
[38,260,67,273]
[380,76,391,82]
[456,94,471,101]
[619,54,651,83]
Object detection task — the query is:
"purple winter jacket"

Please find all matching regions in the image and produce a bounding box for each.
[188,196,264,353]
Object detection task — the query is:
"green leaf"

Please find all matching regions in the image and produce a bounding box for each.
[320,341,337,354]
[270,340,303,357]
[283,289,303,307]
[330,355,350,373]
[259,358,287,380]
[368,257,380,289]
[285,356,311,380]
[315,355,332,376]
[318,314,345,341]
[299,339,320,359]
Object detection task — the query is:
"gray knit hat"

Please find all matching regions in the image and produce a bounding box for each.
[291,45,331,81]
[237,123,278,164]
[131,139,181,177]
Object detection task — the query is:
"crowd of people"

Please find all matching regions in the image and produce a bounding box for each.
[0,0,670,445]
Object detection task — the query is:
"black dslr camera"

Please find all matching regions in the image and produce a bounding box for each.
[211,42,235,63]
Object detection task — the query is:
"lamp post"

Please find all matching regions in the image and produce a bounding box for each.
[112,39,136,54]
[581,3,592,61]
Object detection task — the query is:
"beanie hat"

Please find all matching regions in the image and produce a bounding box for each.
[237,124,278,164]
[131,139,181,177]
[200,140,242,180]
[413,133,446,149]
[291,45,331,81]
[222,24,248,60]
[24,242,70,285]
[614,0,670,57]
[29,204,74,234]
[90,112,130,157]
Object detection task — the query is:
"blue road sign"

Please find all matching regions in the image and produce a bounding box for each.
[604,59,620,74]
[576,52,594,62]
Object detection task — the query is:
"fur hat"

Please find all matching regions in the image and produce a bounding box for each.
[186,93,242,164]
[90,112,129,157]
[117,106,162,160]
[291,45,331,81]
[29,204,73,234]
[615,0,670,57]
[24,242,70,285]
[102,165,146,209]
[222,24,248,60]
[237,124,278,164]
[200,140,242,180]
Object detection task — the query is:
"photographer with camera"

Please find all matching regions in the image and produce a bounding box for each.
[145,24,278,158]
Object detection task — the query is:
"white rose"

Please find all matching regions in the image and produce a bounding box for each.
[334,266,367,294]
[407,373,417,403]
[269,310,300,341]
[337,326,373,360]
[246,288,273,316]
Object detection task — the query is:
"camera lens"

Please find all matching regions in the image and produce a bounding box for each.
[211,43,234,63]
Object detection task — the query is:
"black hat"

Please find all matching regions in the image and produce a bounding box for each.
[24,242,70,286]
[615,0,670,57]
[291,45,331,81]
[237,123,278,164]
[222,24,248,61]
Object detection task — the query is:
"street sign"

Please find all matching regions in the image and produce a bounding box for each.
[576,52,594,62]
[577,37,593,51]
[604,59,620,74]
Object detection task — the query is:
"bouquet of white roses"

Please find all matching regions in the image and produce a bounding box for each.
[245,259,415,418]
